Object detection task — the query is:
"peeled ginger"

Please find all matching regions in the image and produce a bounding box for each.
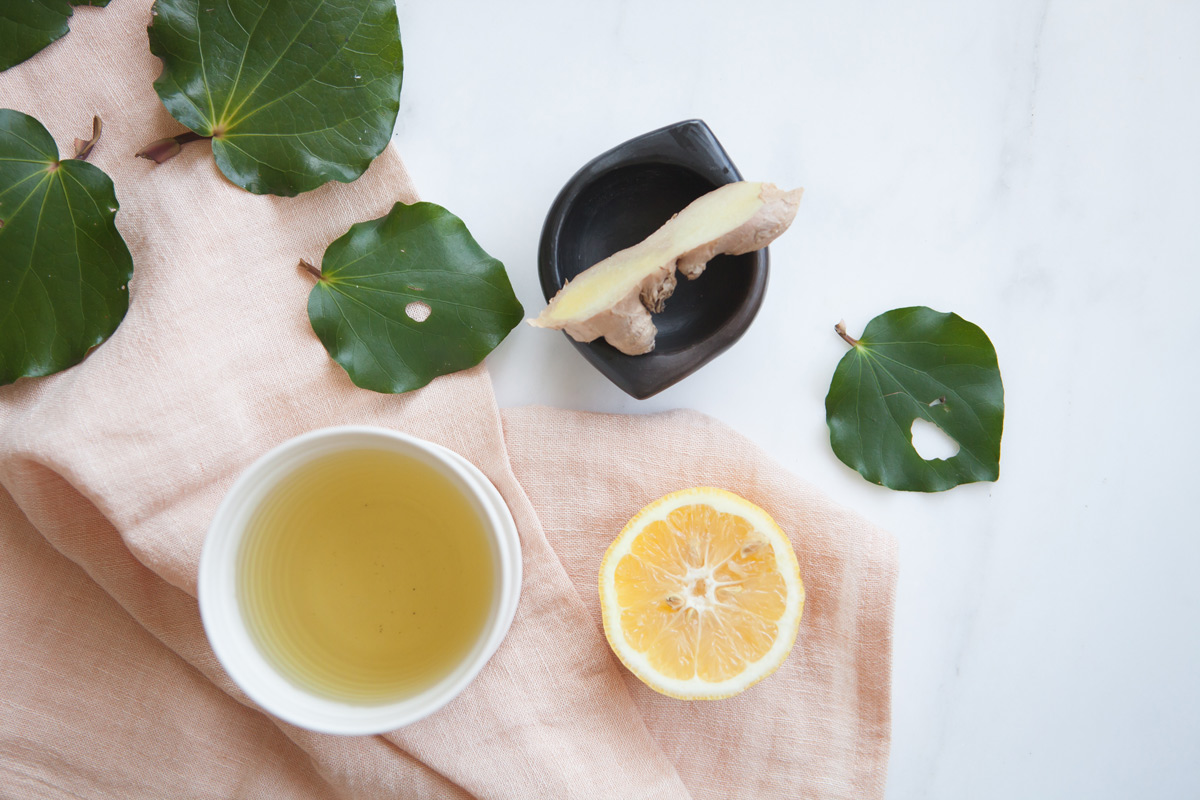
[530,181,802,355]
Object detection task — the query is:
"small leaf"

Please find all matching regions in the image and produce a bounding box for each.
[308,202,524,393]
[0,109,133,386]
[147,0,403,196]
[0,0,111,72]
[825,306,1004,492]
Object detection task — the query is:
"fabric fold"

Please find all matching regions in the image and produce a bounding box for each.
[501,407,896,799]
[0,2,895,798]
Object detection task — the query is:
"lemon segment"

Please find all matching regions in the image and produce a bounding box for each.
[599,487,805,700]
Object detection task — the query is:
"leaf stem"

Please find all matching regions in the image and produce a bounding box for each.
[835,319,861,348]
[73,116,103,161]
[135,131,209,164]
[298,259,324,281]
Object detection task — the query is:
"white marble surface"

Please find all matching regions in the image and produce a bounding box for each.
[393,1,1200,796]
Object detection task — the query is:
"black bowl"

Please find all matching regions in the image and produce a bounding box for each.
[538,120,769,399]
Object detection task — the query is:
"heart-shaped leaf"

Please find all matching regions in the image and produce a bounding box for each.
[0,0,110,72]
[825,306,1004,492]
[0,109,132,386]
[307,202,524,393]
[147,0,403,196]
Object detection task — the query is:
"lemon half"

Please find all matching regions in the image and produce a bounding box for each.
[599,487,805,700]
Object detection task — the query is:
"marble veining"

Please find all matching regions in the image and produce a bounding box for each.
[394,0,1200,796]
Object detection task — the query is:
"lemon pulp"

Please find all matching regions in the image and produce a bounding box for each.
[600,487,804,700]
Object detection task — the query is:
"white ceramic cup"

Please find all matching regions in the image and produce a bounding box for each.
[199,426,522,735]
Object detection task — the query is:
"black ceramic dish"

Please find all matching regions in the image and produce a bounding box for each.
[538,119,769,399]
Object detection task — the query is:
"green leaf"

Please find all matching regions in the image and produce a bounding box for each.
[308,202,524,394]
[147,0,403,196]
[0,0,111,72]
[0,109,132,386]
[825,306,1004,492]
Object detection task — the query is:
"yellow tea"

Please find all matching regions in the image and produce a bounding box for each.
[238,448,495,703]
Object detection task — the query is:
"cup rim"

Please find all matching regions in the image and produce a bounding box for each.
[198,425,522,735]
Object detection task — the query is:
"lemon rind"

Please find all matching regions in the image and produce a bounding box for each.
[599,487,805,700]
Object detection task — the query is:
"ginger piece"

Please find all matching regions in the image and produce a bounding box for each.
[530,181,803,355]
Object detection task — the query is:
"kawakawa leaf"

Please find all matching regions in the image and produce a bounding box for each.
[0,0,110,73]
[0,109,132,386]
[147,0,403,196]
[307,202,524,393]
[825,306,1004,492]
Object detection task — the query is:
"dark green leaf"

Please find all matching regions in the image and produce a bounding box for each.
[0,0,111,72]
[148,0,403,196]
[825,306,1004,492]
[308,202,524,393]
[0,109,132,386]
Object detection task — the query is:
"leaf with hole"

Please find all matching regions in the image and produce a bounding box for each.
[825,306,1004,492]
[307,201,524,393]
[0,109,132,386]
[147,0,403,196]
[0,0,110,72]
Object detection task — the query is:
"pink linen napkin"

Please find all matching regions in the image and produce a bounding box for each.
[0,3,896,798]
[502,407,896,799]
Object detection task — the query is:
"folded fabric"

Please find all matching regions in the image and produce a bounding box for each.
[0,3,896,798]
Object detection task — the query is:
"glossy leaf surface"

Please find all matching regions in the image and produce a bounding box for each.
[0,0,110,72]
[148,0,403,196]
[825,306,1004,492]
[0,109,132,385]
[308,202,524,393]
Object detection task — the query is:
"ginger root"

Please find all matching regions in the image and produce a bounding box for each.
[530,181,803,355]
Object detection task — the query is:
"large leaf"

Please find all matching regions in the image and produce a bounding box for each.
[0,0,110,73]
[0,109,132,386]
[825,306,1004,492]
[148,0,403,196]
[308,202,524,393]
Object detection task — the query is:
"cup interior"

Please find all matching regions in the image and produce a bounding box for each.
[199,426,521,735]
